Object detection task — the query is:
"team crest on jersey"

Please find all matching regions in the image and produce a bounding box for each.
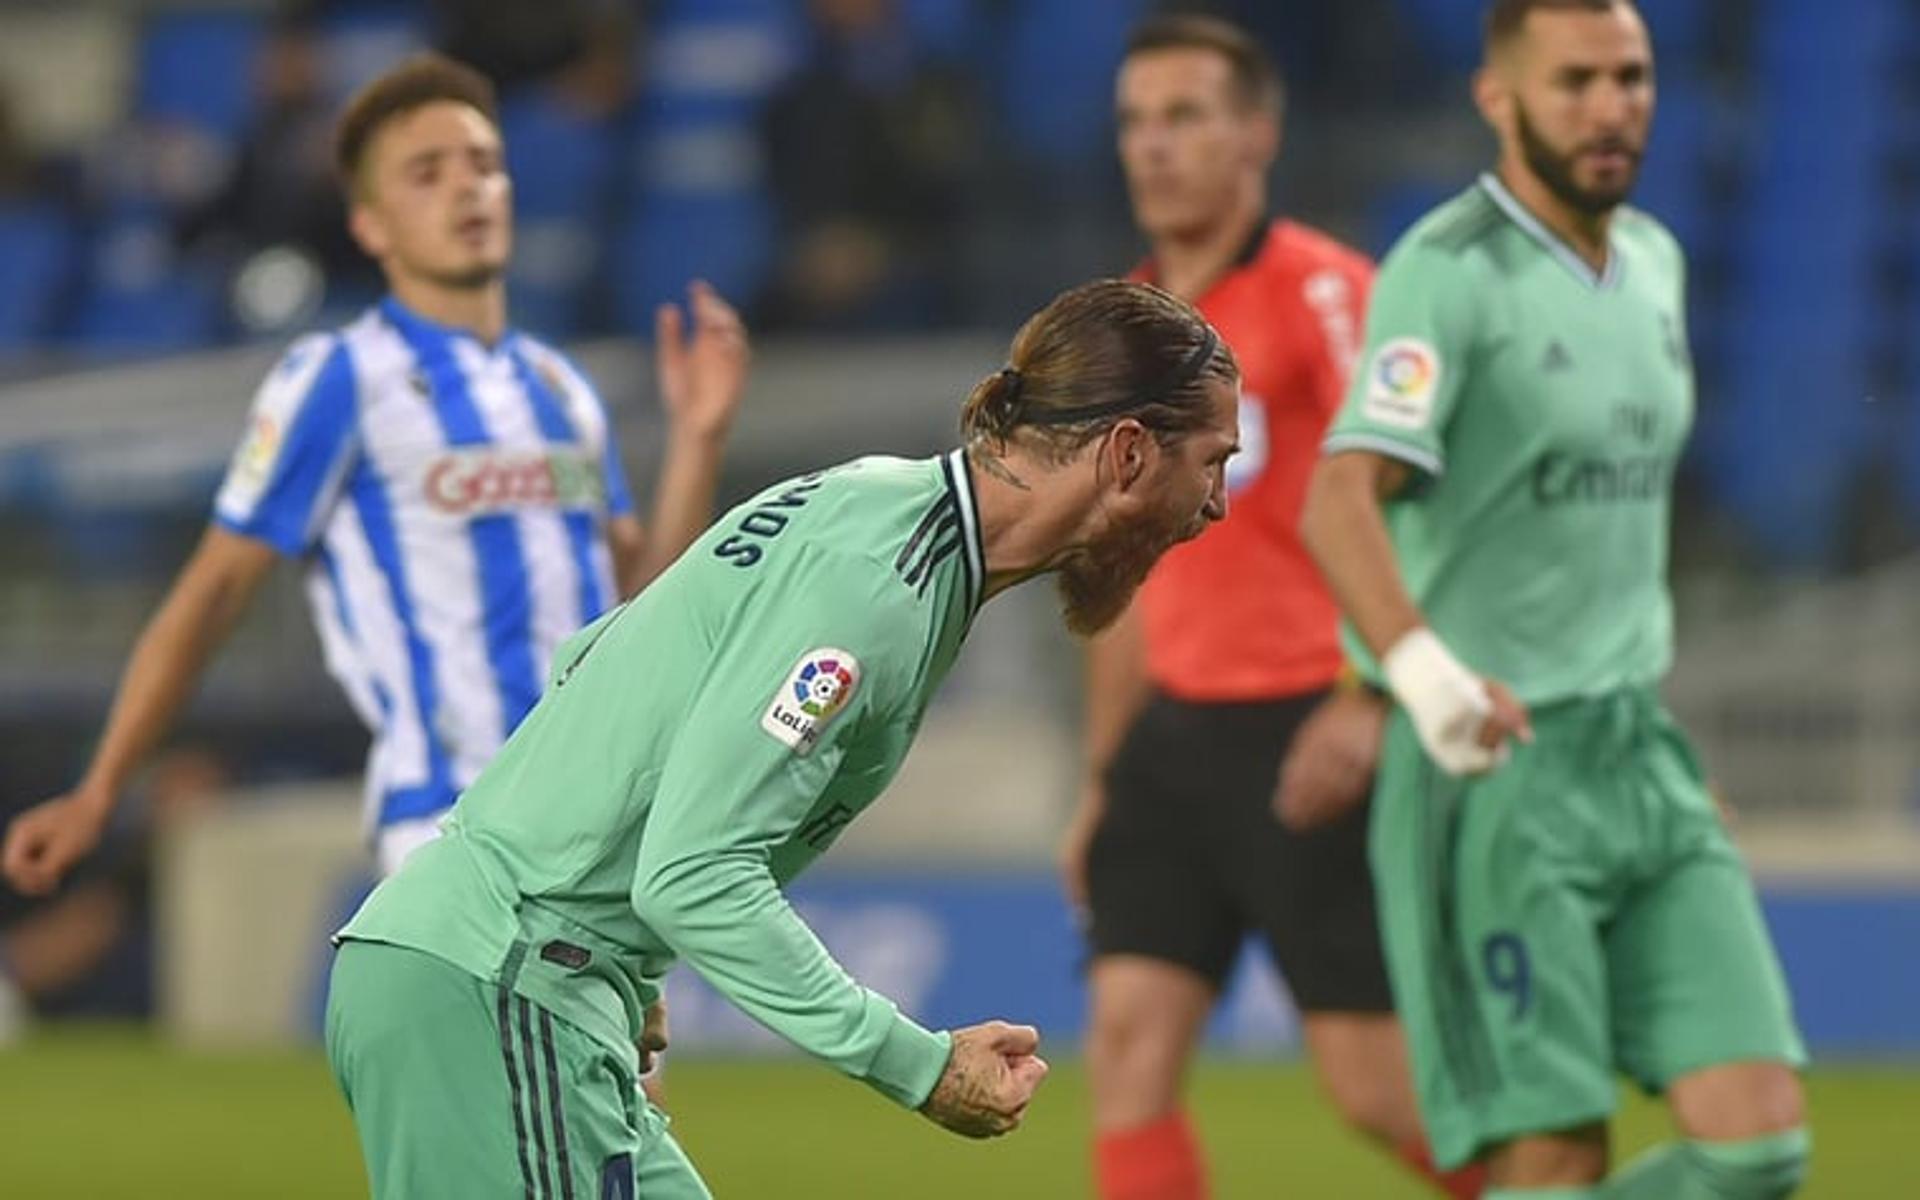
[1363,338,1440,430]
[761,648,861,756]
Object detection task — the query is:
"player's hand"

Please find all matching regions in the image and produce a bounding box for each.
[1056,776,1107,917]
[2,790,112,896]
[1383,628,1532,776]
[920,1021,1050,1139]
[638,998,669,1075]
[1478,680,1532,756]
[654,280,750,445]
[1274,687,1388,831]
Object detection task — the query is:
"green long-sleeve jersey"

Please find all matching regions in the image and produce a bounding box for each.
[1324,174,1694,705]
[337,450,987,1110]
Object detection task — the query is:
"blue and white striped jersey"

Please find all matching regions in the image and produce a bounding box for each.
[213,297,635,852]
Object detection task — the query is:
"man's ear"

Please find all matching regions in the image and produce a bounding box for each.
[348,202,387,261]
[1247,109,1280,173]
[1103,419,1153,493]
[1472,63,1510,134]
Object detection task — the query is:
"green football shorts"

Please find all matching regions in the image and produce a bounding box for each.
[1370,686,1806,1169]
[325,938,710,1199]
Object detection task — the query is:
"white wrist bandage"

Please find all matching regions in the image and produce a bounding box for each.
[1382,628,1505,776]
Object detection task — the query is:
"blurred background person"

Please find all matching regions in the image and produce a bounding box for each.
[1,53,750,896]
[758,0,976,332]
[0,747,232,1041]
[1064,16,1481,1199]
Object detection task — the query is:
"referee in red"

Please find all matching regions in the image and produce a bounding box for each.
[1060,17,1484,1199]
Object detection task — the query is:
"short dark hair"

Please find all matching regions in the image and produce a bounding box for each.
[961,280,1237,464]
[333,52,499,196]
[1125,15,1285,117]
[1485,0,1634,52]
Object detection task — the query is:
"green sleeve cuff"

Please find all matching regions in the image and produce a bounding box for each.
[861,1009,952,1110]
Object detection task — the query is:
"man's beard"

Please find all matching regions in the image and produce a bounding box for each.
[1056,507,1201,637]
[425,261,504,290]
[1515,101,1640,217]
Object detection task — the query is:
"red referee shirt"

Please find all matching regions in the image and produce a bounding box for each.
[1133,219,1374,702]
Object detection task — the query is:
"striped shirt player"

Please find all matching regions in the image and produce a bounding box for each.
[213,297,636,872]
[0,55,745,908]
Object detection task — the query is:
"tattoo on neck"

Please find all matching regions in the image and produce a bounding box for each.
[976,453,1029,490]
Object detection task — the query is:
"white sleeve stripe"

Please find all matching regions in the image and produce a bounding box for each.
[1321,432,1445,476]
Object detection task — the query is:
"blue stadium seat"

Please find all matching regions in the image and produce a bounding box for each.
[501,89,619,222]
[1393,0,1484,73]
[1634,72,1715,256]
[1693,0,1912,563]
[1757,0,1905,71]
[0,203,77,350]
[610,192,774,335]
[997,0,1149,166]
[499,67,616,331]
[313,3,429,102]
[613,4,799,333]
[134,9,265,139]
[1639,0,1712,57]
[1397,0,1731,68]
[69,212,224,354]
[1707,196,1879,568]
[1365,178,1465,259]
[901,0,979,60]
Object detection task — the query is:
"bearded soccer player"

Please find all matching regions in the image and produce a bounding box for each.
[1303,3,1808,1196]
[1,55,749,895]
[1060,17,1482,1199]
[323,280,1240,1197]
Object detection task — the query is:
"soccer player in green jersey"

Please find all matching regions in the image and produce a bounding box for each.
[1300,2,1809,1197]
[324,278,1241,1198]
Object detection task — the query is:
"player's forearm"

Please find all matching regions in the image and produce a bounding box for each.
[631,848,951,1108]
[77,540,264,805]
[631,429,726,590]
[1300,455,1426,661]
[1081,603,1149,776]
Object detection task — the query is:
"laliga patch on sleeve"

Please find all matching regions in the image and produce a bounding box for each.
[1362,338,1442,430]
[761,647,862,756]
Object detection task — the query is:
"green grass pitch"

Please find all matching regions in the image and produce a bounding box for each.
[2,1029,1914,1197]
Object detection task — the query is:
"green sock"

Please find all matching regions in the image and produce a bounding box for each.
[1605,1129,1811,1199]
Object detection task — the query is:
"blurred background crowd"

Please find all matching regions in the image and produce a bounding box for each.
[0,0,1905,569]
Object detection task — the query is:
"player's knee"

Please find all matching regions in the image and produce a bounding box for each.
[1315,1065,1415,1145]
[1085,1005,1180,1076]
[1684,1128,1811,1199]
[1671,1061,1805,1142]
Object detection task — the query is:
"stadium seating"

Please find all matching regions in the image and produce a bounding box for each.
[612,191,775,333]
[1697,0,1906,566]
[501,88,622,336]
[132,9,264,141]
[607,1,795,332]
[995,0,1148,168]
[1394,0,1713,72]
[0,203,77,352]
[70,207,225,354]
[1633,70,1715,259]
